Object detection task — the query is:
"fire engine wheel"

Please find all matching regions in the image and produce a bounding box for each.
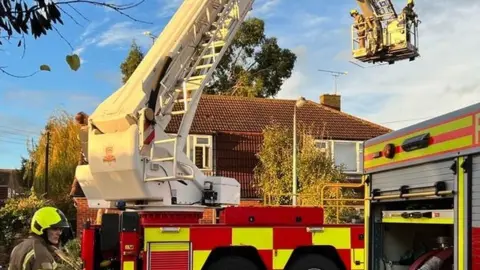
[287,253,340,270]
[206,255,260,270]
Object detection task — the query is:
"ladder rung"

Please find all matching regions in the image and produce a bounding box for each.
[196,64,213,70]
[188,75,206,81]
[152,157,175,162]
[171,110,186,115]
[174,98,192,103]
[202,40,225,48]
[202,53,219,59]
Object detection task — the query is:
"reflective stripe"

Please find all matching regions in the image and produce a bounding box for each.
[312,227,351,249]
[40,262,55,269]
[365,116,471,155]
[123,261,134,270]
[382,217,454,224]
[351,248,364,270]
[144,227,190,250]
[144,226,361,269]
[364,114,476,170]
[150,242,190,252]
[22,250,35,270]
[458,156,465,270]
[364,175,370,270]
[231,228,273,250]
[192,250,210,270]
[273,249,293,269]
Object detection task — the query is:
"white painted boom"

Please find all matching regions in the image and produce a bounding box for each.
[75,0,254,212]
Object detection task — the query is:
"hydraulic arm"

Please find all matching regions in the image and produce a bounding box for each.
[75,0,254,212]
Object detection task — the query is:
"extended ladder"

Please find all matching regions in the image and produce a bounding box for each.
[370,0,397,22]
[146,0,253,181]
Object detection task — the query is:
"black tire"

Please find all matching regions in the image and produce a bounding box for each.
[287,253,340,270]
[206,255,260,270]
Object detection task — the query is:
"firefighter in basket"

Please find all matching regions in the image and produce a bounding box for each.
[8,207,82,270]
[350,9,367,49]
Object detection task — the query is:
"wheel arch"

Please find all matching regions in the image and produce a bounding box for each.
[284,245,347,270]
[201,245,267,270]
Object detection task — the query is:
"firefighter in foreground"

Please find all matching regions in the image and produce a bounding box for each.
[8,207,80,270]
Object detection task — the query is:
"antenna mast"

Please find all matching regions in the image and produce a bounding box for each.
[318,69,348,95]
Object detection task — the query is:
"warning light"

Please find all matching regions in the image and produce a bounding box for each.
[383,143,395,159]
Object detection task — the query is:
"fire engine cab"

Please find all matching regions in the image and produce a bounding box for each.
[363,102,480,269]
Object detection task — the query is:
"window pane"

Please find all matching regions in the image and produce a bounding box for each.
[195,147,204,168]
[333,142,357,171]
[205,147,210,168]
[315,141,327,149]
[196,137,209,145]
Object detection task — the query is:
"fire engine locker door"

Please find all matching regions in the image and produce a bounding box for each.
[471,154,480,269]
[456,156,470,270]
[147,242,192,270]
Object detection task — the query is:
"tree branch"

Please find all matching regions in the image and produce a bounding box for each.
[0,66,40,78]
[53,25,74,51]
[66,3,90,22]
[56,5,84,27]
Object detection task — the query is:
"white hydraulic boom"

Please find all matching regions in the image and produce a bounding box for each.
[75,0,254,212]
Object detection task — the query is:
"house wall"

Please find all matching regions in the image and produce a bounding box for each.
[0,169,14,201]
[213,132,263,198]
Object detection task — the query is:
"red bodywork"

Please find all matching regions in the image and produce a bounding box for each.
[473,227,480,269]
[81,206,364,270]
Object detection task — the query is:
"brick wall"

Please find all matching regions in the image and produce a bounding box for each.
[75,198,263,235]
[74,198,99,237]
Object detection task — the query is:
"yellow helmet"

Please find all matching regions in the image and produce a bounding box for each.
[350,9,358,15]
[407,0,414,5]
[30,206,70,235]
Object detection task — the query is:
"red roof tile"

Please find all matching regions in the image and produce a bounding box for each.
[166,95,391,140]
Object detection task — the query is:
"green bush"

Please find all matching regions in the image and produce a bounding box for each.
[0,191,52,248]
[0,191,53,266]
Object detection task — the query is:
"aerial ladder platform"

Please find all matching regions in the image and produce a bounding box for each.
[351,0,420,65]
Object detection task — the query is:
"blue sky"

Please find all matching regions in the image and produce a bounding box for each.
[0,0,479,169]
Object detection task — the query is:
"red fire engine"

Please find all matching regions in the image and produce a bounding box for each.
[75,0,421,269]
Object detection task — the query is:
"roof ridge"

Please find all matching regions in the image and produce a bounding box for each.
[202,93,301,103]
[309,101,392,132]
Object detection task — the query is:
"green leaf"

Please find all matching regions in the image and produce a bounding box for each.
[40,64,51,71]
[66,54,81,71]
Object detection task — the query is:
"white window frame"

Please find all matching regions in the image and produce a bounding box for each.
[187,135,213,171]
[314,139,364,174]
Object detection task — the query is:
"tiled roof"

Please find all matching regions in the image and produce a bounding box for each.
[166,94,391,140]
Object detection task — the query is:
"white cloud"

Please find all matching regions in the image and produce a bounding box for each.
[72,18,111,64]
[275,0,480,130]
[277,45,309,99]
[301,13,328,27]
[251,0,281,17]
[96,21,155,49]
